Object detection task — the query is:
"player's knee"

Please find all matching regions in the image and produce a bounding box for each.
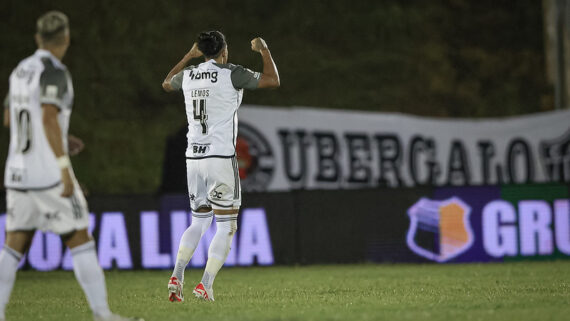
[62,229,92,249]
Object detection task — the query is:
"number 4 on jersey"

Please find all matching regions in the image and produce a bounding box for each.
[193,99,208,134]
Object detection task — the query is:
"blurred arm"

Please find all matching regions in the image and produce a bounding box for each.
[3,92,9,128]
[43,104,65,158]
[162,43,203,92]
[251,38,280,89]
[4,109,9,128]
[43,104,74,197]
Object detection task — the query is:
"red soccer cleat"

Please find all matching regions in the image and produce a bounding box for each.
[168,277,184,302]
[192,282,215,301]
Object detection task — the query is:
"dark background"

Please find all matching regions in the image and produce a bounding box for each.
[0,0,551,194]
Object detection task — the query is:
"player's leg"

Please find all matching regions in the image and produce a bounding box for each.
[42,182,142,321]
[171,206,213,282]
[169,206,213,302]
[193,208,238,301]
[169,159,213,302]
[194,157,241,301]
[62,229,113,319]
[0,189,38,320]
[48,183,112,319]
[0,231,34,320]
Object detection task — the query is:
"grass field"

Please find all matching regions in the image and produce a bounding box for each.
[5,261,570,321]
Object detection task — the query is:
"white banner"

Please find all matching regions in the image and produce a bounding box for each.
[236,105,570,192]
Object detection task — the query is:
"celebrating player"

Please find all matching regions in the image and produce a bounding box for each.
[0,11,142,321]
[162,31,280,302]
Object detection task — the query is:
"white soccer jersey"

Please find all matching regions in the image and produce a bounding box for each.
[4,49,73,189]
[171,60,260,159]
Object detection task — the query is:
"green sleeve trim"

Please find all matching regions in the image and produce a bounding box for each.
[170,71,184,91]
[171,66,194,91]
[230,64,261,90]
[39,58,68,108]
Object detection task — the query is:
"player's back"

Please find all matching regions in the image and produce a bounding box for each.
[181,60,246,159]
[4,49,73,189]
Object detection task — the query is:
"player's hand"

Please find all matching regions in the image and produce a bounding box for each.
[61,168,74,197]
[68,135,84,156]
[185,42,203,60]
[251,37,268,53]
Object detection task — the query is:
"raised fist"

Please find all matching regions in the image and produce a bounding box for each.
[251,37,268,53]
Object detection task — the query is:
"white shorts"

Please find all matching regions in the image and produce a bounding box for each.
[6,180,89,235]
[186,156,241,211]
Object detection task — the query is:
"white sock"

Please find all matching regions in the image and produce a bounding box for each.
[71,241,111,318]
[0,246,22,320]
[201,214,238,288]
[172,211,213,281]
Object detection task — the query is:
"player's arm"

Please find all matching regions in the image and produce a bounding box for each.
[162,43,203,92]
[39,66,73,197]
[3,92,9,128]
[43,104,73,197]
[251,38,280,89]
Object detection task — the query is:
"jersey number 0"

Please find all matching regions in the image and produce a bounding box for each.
[15,108,32,154]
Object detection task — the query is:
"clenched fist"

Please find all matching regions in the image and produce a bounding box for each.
[251,37,268,53]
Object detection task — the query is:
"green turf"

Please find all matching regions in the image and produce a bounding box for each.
[5,262,570,321]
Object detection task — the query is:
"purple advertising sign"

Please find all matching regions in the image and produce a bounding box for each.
[405,185,570,263]
[0,205,274,271]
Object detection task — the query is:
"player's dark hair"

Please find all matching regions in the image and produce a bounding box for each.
[197,31,226,59]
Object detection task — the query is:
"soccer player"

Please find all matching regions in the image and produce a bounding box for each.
[0,11,142,321]
[162,31,280,302]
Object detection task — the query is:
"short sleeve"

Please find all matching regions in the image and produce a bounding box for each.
[170,66,194,91]
[170,71,184,91]
[230,65,261,90]
[39,62,68,109]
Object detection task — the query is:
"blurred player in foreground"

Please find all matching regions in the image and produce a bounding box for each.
[0,11,142,321]
[162,31,280,302]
